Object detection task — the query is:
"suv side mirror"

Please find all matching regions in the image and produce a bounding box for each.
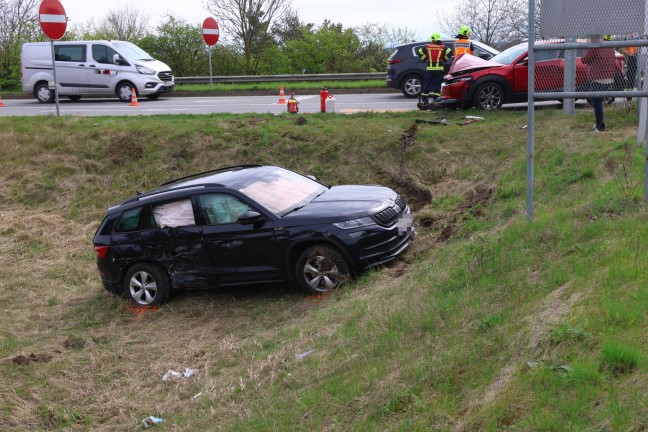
[238,210,263,224]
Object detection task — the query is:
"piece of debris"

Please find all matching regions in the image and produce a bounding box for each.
[465,115,485,120]
[12,353,53,366]
[142,416,164,428]
[162,367,197,381]
[415,118,448,126]
[192,392,203,400]
[460,119,480,126]
[521,125,528,129]
[295,349,315,359]
[125,305,159,321]
[295,115,308,125]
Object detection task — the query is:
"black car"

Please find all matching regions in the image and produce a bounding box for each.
[92,165,415,305]
[386,39,500,97]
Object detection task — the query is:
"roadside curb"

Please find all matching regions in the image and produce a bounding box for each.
[0,87,399,100]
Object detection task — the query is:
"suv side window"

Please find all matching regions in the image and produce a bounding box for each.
[152,199,196,228]
[474,46,492,60]
[115,206,157,232]
[199,194,252,225]
[92,44,119,64]
[54,45,86,62]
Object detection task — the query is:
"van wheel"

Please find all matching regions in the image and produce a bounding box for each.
[35,83,54,104]
[295,245,350,295]
[116,82,135,102]
[123,263,171,306]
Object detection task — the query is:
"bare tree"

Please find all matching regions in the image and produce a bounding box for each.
[204,0,293,74]
[441,0,535,49]
[0,0,40,86]
[96,5,151,41]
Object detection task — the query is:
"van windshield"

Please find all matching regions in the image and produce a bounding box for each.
[112,42,154,61]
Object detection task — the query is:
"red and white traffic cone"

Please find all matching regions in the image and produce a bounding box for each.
[0,95,5,107]
[129,88,139,107]
[278,85,286,104]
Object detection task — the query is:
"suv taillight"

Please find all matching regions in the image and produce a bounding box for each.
[388,59,403,64]
[94,245,109,258]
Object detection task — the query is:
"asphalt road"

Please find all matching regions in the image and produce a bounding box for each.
[0,92,598,117]
[0,93,420,117]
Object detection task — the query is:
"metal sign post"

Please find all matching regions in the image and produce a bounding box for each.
[49,40,60,116]
[202,17,220,86]
[38,0,67,117]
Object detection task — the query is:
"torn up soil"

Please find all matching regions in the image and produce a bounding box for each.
[12,353,53,366]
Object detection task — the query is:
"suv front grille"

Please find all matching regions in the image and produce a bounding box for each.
[372,195,407,226]
[158,71,174,82]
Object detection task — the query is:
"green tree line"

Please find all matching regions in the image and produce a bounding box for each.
[0,1,415,90]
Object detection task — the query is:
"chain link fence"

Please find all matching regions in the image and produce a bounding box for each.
[526,0,648,219]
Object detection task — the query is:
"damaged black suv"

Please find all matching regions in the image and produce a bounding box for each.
[92,165,415,305]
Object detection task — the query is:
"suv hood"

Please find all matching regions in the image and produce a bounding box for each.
[449,54,503,76]
[283,185,398,221]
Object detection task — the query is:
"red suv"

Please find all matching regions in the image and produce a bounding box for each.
[438,42,626,109]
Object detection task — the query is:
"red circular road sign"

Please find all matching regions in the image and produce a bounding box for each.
[39,0,67,40]
[202,17,220,46]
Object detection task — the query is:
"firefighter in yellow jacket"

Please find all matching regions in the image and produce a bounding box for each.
[417,33,451,107]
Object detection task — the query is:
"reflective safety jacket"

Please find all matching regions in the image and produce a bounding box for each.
[454,38,474,56]
[418,43,451,70]
[626,46,638,55]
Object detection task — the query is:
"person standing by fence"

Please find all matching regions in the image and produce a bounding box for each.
[582,35,616,133]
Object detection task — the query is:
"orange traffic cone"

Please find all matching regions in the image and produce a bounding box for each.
[129,88,139,106]
[278,85,286,104]
[0,96,5,107]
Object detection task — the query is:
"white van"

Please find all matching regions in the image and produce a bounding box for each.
[21,40,174,103]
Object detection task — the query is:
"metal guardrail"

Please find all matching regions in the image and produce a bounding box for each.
[175,72,385,85]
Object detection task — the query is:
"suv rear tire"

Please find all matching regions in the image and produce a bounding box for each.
[401,74,423,98]
[124,263,171,306]
[295,245,350,295]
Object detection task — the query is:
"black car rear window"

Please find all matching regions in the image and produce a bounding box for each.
[115,206,158,232]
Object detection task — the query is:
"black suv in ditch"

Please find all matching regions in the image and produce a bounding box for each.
[386,39,500,97]
[92,165,415,305]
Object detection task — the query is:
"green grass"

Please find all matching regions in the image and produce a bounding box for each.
[0,105,646,430]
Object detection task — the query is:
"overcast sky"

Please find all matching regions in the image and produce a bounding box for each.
[60,0,452,40]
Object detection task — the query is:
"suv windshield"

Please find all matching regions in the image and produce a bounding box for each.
[490,44,528,65]
[239,168,327,216]
[112,41,154,61]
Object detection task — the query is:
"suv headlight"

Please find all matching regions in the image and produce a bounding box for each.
[136,64,156,75]
[332,217,375,230]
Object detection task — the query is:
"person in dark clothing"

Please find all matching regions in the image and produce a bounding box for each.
[417,33,451,108]
[582,35,616,132]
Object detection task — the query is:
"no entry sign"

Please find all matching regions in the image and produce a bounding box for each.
[202,17,220,46]
[39,0,67,40]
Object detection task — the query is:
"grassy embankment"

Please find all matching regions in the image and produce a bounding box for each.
[0,105,646,431]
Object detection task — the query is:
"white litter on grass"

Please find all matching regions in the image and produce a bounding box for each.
[466,115,485,120]
[143,416,164,428]
[295,349,315,359]
[192,392,203,399]
[162,367,198,381]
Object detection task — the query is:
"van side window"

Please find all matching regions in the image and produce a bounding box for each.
[54,45,86,62]
[92,45,119,65]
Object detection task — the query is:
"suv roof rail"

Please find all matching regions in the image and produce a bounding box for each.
[159,164,263,186]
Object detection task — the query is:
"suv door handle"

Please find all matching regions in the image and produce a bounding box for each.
[77,64,86,67]
[89,64,97,67]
